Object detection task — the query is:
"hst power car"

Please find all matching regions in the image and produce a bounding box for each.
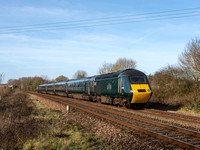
[38,69,152,108]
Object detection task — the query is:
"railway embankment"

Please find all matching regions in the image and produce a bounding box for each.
[0,92,109,149]
[30,93,200,149]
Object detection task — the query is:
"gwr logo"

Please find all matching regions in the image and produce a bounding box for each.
[107,83,112,90]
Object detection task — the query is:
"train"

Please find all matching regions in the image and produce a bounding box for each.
[38,69,152,108]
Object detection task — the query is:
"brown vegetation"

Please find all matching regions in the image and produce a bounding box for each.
[55,75,69,82]
[0,92,109,149]
[73,70,88,79]
[0,87,10,99]
[149,66,200,112]
[0,93,42,149]
[149,37,200,112]
[7,75,69,92]
[8,76,46,91]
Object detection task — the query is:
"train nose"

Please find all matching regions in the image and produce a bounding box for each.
[130,84,152,103]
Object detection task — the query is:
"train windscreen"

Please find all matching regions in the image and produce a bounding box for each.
[129,76,147,84]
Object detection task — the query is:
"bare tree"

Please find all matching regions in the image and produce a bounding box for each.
[113,58,136,71]
[7,79,20,86]
[73,70,88,79]
[98,62,113,75]
[55,75,68,82]
[0,72,4,84]
[41,75,50,83]
[179,37,200,82]
[99,58,136,74]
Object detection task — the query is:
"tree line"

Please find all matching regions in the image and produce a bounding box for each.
[4,57,136,91]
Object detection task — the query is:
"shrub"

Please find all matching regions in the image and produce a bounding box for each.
[185,94,200,112]
[150,65,199,110]
[0,88,10,99]
[0,93,41,149]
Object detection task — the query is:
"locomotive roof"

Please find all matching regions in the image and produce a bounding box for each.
[54,81,67,85]
[120,69,146,76]
[38,84,48,86]
[95,69,145,79]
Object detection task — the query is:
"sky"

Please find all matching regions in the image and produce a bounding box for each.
[1,0,200,83]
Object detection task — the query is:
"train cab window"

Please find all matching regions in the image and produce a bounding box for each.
[119,76,131,93]
[129,76,147,84]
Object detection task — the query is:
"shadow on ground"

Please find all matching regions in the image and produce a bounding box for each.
[145,102,182,111]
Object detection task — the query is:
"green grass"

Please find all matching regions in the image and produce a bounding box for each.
[22,97,110,150]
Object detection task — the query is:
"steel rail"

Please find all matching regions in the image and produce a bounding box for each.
[36,92,200,125]
[94,102,200,125]
[144,108,200,121]
[41,93,200,137]
[72,96,200,126]
[76,96,200,126]
[136,109,200,125]
[30,93,200,149]
[33,92,200,128]
[63,94,200,125]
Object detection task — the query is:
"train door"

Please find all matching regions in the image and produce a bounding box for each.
[53,84,56,94]
[92,81,95,94]
[118,77,122,94]
[65,83,68,94]
[87,81,90,95]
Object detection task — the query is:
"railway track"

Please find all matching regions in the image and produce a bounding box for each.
[99,103,200,132]
[78,98,200,131]
[143,109,200,125]
[30,93,200,150]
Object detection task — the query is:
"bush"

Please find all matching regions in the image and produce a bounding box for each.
[149,65,200,110]
[0,88,10,99]
[185,94,200,112]
[0,93,41,149]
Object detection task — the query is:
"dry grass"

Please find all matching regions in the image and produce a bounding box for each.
[0,93,41,149]
[0,92,110,150]
[0,88,10,99]
[176,108,200,117]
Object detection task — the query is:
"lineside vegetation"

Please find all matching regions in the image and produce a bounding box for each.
[149,37,200,112]
[0,92,110,149]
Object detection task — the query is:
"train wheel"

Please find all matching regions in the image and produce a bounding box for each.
[110,98,114,105]
[123,101,133,109]
[97,98,101,103]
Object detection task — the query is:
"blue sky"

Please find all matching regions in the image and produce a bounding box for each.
[1,0,200,83]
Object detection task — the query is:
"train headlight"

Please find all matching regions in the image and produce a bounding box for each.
[130,90,136,93]
[148,89,151,92]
